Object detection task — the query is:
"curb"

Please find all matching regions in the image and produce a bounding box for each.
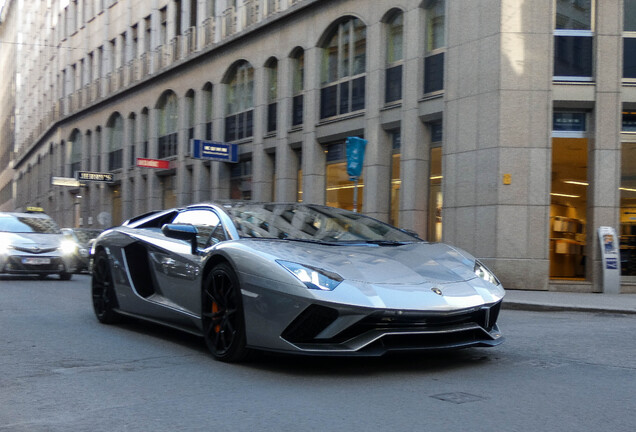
[502,301,636,315]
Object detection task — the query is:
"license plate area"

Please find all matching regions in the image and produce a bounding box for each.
[22,257,51,265]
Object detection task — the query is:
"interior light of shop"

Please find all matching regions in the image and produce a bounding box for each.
[391,179,402,185]
[620,187,636,192]
[550,193,580,198]
[430,175,443,180]
[326,184,365,191]
[563,180,589,186]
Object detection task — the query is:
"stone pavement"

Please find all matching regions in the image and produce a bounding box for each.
[502,289,636,314]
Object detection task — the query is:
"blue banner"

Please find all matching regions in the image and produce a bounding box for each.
[192,139,238,163]
[346,137,367,179]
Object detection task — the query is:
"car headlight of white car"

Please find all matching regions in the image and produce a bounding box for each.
[277,260,343,291]
[474,261,500,286]
[59,239,78,255]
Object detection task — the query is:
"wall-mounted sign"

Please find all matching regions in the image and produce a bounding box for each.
[76,171,114,182]
[137,158,170,169]
[192,139,238,163]
[553,112,586,132]
[51,176,81,187]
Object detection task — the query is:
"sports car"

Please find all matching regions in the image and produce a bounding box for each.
[91,202,504,362]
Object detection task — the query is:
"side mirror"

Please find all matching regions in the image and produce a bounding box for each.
[162,223,198,255]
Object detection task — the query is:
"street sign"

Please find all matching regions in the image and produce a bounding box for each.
[192,139,238,163]
[51,176,81,187]
[76,171,114,182]
[346,136,367,179]
[137,158,170,169]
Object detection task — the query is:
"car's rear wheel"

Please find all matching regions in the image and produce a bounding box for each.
[92,250,121,324]
[202,262,249,362]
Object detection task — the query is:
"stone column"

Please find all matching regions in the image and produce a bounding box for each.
[276,55,298,202]
[589,0,623,292]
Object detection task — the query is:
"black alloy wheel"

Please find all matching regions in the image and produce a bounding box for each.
[91,250,121,324]
[202,262,249,362]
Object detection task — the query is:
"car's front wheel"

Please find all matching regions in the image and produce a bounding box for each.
[202,262,249,362]
[60,272,72,281]
[91,250,121,324]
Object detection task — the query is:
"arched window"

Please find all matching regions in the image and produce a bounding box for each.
[225,61,254,142]
[291,48,304,126]
[320,17,366,119]
[157,91,179,158]
[107,113,124,170]
[69,129,82,176]
[265,57,278,133]
[385,10,404,104]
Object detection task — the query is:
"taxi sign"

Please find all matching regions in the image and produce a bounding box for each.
[25,206,44,213]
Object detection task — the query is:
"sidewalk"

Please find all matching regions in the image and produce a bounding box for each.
[502,289,636,315]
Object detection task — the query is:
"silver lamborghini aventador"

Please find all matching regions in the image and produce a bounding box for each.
[91,202,504,362]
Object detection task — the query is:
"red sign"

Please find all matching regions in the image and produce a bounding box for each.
[137,158,170,169]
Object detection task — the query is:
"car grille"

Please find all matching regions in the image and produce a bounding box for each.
[12,246,58,254]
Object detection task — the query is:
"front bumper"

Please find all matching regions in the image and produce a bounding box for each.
[277,301,504,355]
[0,254,74,275]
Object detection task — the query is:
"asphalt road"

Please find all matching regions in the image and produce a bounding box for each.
[1,274,634,432]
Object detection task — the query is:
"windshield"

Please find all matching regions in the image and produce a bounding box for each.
[0,215,62,234]
[227,203,420,243]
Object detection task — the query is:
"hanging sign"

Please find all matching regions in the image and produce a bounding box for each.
[137,158,170,169]
[76,171,114,182]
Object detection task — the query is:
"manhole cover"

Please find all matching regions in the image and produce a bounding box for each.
[431,392,486,404]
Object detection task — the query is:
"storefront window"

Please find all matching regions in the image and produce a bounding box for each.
[230,160,252,200]
[550,112,588,279]
[620,141,636,276]
[428,122,443,241]
[325,142,363,211]
[389,131,401,226]
[160,175,177,209]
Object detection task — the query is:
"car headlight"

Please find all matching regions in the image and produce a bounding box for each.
[59,239,78,255]
[277,260,343,291]
[0,243,11,254]
[474,261,500,286]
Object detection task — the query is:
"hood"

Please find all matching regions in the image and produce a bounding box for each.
[0,232,64,251]
[242,240,478,285]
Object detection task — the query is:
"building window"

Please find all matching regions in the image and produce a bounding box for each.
[320,18,366,119]
[225,61,254,142]
[291,49,304,127]
[554,0,593,80]
[550,111,589,279]
[129,113,137,166]
[230,159,252,200]
[157,92,179,158]
[141,108,149,158]
[69,130,82,177]
[325,141,363,211]
[203,83,213,140]
[625,0,636,78]
[266,58,278,133]
[620,128,636,275]
[186,90,195,142]
[424,0,445,94]
[385,10,403,104]
[107,114,124,170]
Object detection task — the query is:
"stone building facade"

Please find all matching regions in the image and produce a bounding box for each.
[6,0,636,293]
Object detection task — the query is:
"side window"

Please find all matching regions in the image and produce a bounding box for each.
[172,209,227,248]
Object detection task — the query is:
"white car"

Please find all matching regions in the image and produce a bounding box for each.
[0,211,77,280]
